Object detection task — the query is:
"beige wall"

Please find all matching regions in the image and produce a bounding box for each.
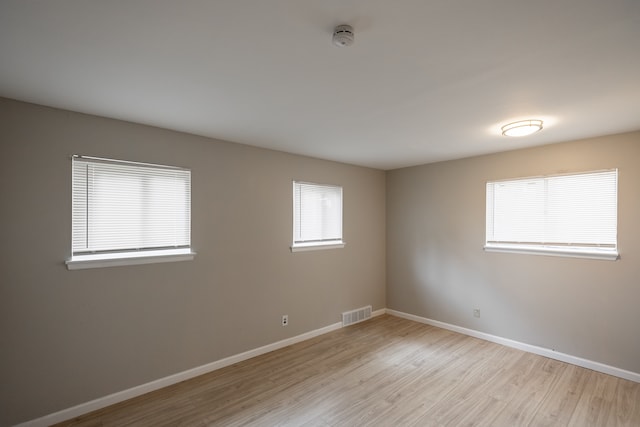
[2,95,638,426]
[0,98,386,426]
[387,132,640,375]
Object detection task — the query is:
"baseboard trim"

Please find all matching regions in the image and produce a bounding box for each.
[22,306,635,426]
[386,309,640,384]
[371,308,386,318]
[17,320,346,427]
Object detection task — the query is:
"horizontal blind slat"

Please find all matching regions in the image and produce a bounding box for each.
[486,170,617,249]
[293,181,342,243]
[72,157,191,254]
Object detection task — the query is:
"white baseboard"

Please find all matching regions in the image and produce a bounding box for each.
[17,320,344,427]
[372,308,386,318]
[386,309,640,384]
[22,306,635,426]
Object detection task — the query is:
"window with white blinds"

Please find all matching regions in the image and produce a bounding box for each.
[67,156,193,269]
[485,169,618,260]
[292,181,344,251]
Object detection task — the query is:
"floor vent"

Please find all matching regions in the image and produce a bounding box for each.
[342,305,372,326]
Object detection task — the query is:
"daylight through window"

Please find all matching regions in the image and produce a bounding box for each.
[292,181,344,251]
[67,156,193,269]
[485,169,618,260]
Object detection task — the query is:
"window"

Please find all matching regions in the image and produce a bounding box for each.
[292,181,344,252]
[66,156,194,269]
[485,169,618,260]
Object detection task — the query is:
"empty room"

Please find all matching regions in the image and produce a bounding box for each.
[1,1,639,426]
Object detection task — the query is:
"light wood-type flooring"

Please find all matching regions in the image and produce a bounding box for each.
[55,315,640,426]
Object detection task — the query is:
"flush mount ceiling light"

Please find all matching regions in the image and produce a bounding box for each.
[501,119,543,137]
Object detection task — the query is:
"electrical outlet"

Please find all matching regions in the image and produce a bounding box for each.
[282,315,288,326]
[473,309,480,318]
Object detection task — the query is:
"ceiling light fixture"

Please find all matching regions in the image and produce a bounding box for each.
[501,119,543,137]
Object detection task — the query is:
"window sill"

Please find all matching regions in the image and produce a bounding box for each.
[290,241,345,252]
[484,244,618,261]
[66,249,196,270]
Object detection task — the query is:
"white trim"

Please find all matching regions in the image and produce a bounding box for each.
[72,155,189,171]
[371,308,386,318]
[66,250,196,270]
[484,244,619,261]
[23,306,636,427]
[290,241,345,252]
[16,320,344,427]
[386,309,640,384]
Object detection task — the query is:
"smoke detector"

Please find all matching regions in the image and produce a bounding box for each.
[332,25,354,47]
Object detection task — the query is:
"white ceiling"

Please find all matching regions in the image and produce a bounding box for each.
[1,1,639,170]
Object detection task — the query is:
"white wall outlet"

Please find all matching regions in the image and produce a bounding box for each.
[473,309,480,318]
[282,314,288,326]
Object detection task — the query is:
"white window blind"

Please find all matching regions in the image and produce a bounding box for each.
[293,181,343,248]
[71,156,191,257]
[485,169,618,260]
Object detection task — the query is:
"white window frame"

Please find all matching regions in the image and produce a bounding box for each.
[291,181,345,252]
[484,169,618,261]
[66,156,195,270]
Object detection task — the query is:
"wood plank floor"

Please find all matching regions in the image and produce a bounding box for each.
[55,315,640,427]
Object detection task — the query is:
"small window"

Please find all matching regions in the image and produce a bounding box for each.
[291,181,344,252]
[66,156,194,269]
[485,169,618,260]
